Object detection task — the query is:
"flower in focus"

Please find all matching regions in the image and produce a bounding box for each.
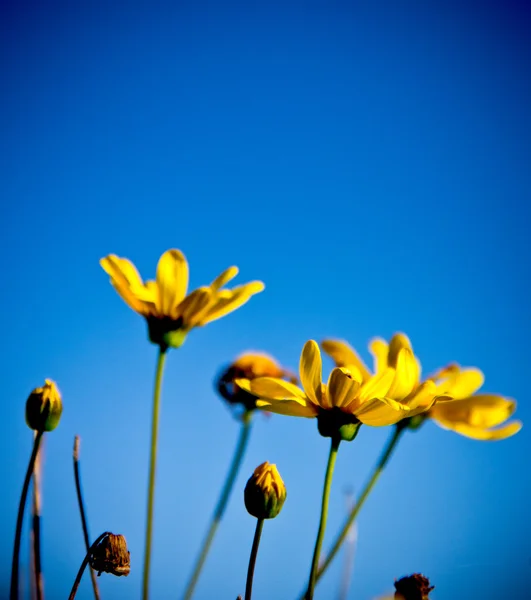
[100,249,264,349]
[217,352,296,413]
[25,379,63,432]
[244,462,286,519]
[238,340,410,441]
[428,364,522,441]
[321,333,442,421]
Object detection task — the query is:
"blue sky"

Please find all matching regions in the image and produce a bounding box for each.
[1,1,530,598]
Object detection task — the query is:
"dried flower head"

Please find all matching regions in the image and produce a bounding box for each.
[394,573,434,600]
[90,533,130,577]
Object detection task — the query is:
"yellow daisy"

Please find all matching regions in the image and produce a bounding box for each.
[322,333,442,421]
[429,364,522,441]
[100,249,264,348]
[238,340,410,441]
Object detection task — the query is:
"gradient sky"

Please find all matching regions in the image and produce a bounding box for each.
[1,1,530,599]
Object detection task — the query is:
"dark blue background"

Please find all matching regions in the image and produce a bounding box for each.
[1,1,530,598]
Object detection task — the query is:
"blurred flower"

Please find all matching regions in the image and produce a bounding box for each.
[238,340,410,440]
[90,533,130,577]
[217,352,296,413]
[394,573,434,600]
[25,379,62,432]
[429,364,522,440]
[100,249,264,348]
[244,462,286,519]
[322,333,441,421]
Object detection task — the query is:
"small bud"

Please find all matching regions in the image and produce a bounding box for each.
[90,533,130,577]
[244,462,286,519]
[394,573,434,600]
[25,379,63,432]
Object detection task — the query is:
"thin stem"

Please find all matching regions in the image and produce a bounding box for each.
[306,437,341,600]
[10,430,44,600]
[31,432,44,600]
[73,436,101,600]
[68,532,110,600]
[244,518,264,600]
[183,411,253,600]
[142,346,168,600]
[317,425,404,580]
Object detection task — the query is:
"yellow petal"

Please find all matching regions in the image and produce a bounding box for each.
[100,255,148,313]
[155,250,189,317]
[176,287,212,327]
[247,377,307,403]
[326,367,361,408]
[369,338,389,373]
[386,348,419,400]
[387,333,413,368]
[255,399,318,418]
[435,367,484,398]
[210,266,239,291]
[300,340,323,406]
[406,381,438,416]
[199,281,265,325]
[320,339,372,382]
[358,368,395,403]
[432,418,522,441]
[431,394,517,429]
[354,397,410,426]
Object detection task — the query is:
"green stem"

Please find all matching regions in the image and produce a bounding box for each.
[10,430,44,600]
[183,411,253,600]
[73,436,101,600]
[68,532,110,600]
[245,518,264,600]
[306,436,341,600]
[317,425,404,580]
[31,433,44,600]
[142,346,168,600]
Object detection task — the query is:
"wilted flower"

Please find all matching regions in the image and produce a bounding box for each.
[25,379,62,432]
[90,533,130,577]
[217,352,296,412]
[244,462,286,519]
[238,340,410,441]
[100,249,264,349]
[429,364,522,440]
[394,573,434,600]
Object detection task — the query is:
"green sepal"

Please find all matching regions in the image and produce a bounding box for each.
[26,393,62,432]
[147,317,188,350]
[317,408,361,442]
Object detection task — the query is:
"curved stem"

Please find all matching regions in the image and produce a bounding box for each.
[73,436,101,600]
[244,518,264,600]
[68,532,110,600]
[306,437,341,600]
[183,411,253,600]
[31,432,44,600]
[142,347,168,600]
[10,430,44,600]
[317,425,404,580]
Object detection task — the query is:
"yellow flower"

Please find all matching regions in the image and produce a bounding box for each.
[429,365,522,441]
[100,249,264,348]
[244,461,286,519]
[322,333,440,419]
[238,340,410,441]
[25,379,63,432]
[218,352,297,412]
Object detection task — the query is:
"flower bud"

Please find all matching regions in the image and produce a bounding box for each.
[244,462,286,519]
[394,573,434,600]
[25,379,62,432]
[90,533,130,577]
